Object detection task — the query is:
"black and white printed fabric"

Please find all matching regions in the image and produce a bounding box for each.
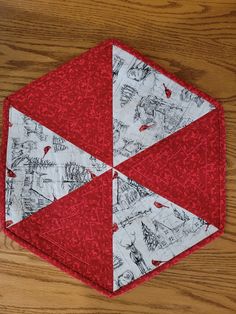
[5,107,110,227]
[112,170,218,291]
[113,45,215,166]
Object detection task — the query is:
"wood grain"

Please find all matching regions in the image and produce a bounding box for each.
[0,0,235,313]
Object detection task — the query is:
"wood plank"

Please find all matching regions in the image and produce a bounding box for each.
[0,0,235,313]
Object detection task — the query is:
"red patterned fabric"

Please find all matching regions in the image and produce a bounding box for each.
[117,108,225,230]
[9,170,113,293]
[0,39,226,297]
[4,42,113,166]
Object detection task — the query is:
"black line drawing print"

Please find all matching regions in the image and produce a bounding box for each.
[198,217,210,231]
[208,103,215,110]
[89,155,106,172]
[134,95,165,124]
[112,52,217,289]
[114,138,145,158]
[185,217,209,234]
[127,59,151,82]
[133,95,192,134]
[8,168,52,221]
[62,161,91,192]
[113,119,128,144]
[180,88,204,107]
[116,270,135,288]
[118,208,152,228]
[134,95,183,124]
[163,110,184,134]
[11,138,37,169]
[120,232,150,275]
[12,138,37,153]
[25,157,56,173]
[194,96,204,107]
[152,218,182,248]
[6,139,56,222]
[113,48,215,167]
[23,115,47,141]
[113,55,124,84]
[6,148,56,224]
[150,72,160,92]
[127,178,153,198]
[180,88,192,102]
[21,184,52,219]
[173,208,190,223]
[5,178,14,216]
[120,85,137,107]
[6,108,110,226]
[151,209,208,250]
[52,135,68,152]
[142,221,159,251]
[113,255,124,270]
[113,175,152,213]
[34,171,47,188]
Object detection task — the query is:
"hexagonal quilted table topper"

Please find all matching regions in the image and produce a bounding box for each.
[0,39,226,297]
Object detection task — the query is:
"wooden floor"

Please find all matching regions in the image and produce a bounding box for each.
[0,1,235,313]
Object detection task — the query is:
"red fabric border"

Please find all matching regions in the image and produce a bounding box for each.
[0,39,226,297]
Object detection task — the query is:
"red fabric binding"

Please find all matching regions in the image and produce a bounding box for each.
[0,39,226,297]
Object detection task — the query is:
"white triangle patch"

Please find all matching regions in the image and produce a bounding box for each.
[112,170,218,291]
[113,45,215,166]
[5,107,110,227]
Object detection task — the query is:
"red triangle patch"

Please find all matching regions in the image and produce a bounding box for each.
[9,170,113,292]
[117,109,224,229]
[7,42,113,166]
